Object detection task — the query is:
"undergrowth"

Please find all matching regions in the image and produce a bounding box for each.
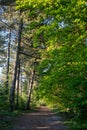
[0,110,21,130]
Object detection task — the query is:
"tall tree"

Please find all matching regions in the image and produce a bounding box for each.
[26,61,35,110]
[6,28,11,93]
[9,14,23,111]
[15,59,20,109]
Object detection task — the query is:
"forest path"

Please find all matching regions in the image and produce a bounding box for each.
[12,106,69,130]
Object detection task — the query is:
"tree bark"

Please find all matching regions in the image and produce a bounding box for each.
[6,28,11,93]
[20,68,23,97]
[9,17,23,112]
[26,67,35,110]
[15,59,20,110]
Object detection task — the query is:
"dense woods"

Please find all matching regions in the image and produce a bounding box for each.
[0,0,87,129]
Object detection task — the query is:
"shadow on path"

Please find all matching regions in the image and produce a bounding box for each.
[12,106,69,130]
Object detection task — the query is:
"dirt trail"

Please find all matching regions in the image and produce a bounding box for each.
[12,106,69,130]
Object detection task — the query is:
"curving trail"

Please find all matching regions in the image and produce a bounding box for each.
[12,106,69,130]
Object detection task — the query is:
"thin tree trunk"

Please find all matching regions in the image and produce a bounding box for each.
[6,28,11,93]
[15,59,20,110]
[26,65,35,110]
[20,67,23,107]
[9,17,23,112]
[26,79,31,110]
[20,68,23,97]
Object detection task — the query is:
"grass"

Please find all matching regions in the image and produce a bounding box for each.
[65,120,87,130]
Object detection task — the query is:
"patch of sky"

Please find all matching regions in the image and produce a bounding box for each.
[0,67,2,74]
[0,29,16,45]
[58,21,68,28]
[43,63,51,73]
[0,6,4,14]
[84,38,87,46]
[0,18,9,24]
[0,30,9,37]
[42,17,54,25]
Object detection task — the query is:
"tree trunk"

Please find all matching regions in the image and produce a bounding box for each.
[15,59,20,110]
[20,68,23,97]
[26,68,35,110]
[6,28,11,93]
[9,17,23,112]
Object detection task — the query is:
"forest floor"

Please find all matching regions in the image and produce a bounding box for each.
[11,106,69,130]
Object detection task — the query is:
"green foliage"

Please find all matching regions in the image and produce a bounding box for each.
[25,0,87,129]
[0,110,21,130]
[17,0,87,128]
[0,83,9,111]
